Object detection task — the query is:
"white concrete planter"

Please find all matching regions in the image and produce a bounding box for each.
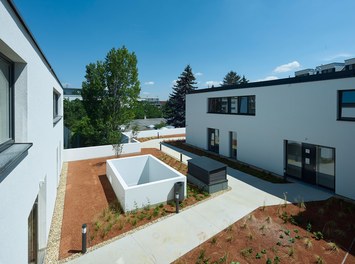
[106,155,187,212]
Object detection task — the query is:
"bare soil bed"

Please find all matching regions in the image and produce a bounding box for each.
[59,148,208,260]
[174,197,355,264]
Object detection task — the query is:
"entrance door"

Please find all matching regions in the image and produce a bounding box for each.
[302,144,317,184]
[28,197,38,264]
[208,128,219,153]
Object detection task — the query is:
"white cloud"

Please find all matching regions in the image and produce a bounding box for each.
[323,53,353,61]
[205,81,221,87]
[274,61,300,73]
[144,81,154,85]
[195,72,203,76]
[255,76,279,82]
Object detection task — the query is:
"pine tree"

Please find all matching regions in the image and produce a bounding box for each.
[222,71,249,86]
[165,65,197,127]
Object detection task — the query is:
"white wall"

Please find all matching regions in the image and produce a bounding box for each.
[0,1,63,263]
[107,155,187,211]
[127,127,185,139]
[63,140,141,162]
[186,77,355,200]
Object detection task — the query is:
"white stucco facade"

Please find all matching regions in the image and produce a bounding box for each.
[186,74,355,200]
[0,1,63,263]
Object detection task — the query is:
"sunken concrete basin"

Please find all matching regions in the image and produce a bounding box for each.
[106,154,186,212]
[187,156,228,194]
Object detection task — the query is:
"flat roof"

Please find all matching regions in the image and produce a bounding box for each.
[190,69,355,94]
[6,0,63,89]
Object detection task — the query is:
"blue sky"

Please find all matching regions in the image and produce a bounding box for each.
[15,0,355,100]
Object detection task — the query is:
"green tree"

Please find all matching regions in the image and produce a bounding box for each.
[222,71,249,86]
[81,46,140,146]
[133,101,162,119]
[165,65,197,127]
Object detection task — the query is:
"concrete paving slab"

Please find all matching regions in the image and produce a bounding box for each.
[67,235,155,264]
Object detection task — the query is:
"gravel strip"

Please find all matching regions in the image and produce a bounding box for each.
[44,163,69,264]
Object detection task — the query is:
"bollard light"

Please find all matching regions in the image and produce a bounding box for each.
[82,223,87,254]
[175,192,180,214]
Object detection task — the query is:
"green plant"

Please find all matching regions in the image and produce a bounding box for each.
[226,236,233,243]
[306,222,312,232]
[240,247,253,257]
[265,216,272,224]
[196,249,210,264]
[279,234,284,239]
[276,241,282,246]
[131,218,137,226]
[315,255,324,264]
[288,247,294,257]
[266,258,272,264]
[94,221,102,231]
[280,211,289,223]
[289,237,295,243]
[284,230,290,236]
[326,242,339,252]
[240,222,247,229]
[255,252,262,259]
[261,249,266,254]
[304,238,312,249]
[293,229,299,233]
[159,203,164,208]
[210,237,217,245]
[295,235,300,239]
[313,231,323,240]
[274,256,280,264]
[218,253,227,263]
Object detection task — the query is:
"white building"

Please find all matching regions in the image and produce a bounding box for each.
[0,0,63,263]
[186,63,355,200]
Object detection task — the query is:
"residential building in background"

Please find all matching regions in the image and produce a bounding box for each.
[186,61,355,200]
[0,0,63,263]
[63,87,82,101]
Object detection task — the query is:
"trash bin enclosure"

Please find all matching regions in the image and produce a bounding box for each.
[187,156,228,194]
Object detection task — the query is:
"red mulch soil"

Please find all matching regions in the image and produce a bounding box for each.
[174,198,355,264]
[59,148,206,260]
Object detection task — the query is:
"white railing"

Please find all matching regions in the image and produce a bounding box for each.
[63,139,140,162]
[127,127,185,139]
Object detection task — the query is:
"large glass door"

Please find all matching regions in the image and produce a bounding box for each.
[229,131,237,159]
[301,143,317,184]
[208,128,219,153]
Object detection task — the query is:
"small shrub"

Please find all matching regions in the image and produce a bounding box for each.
[265,216,272,224]
[94,221,102,231]
[295,235,301,240]
[304,238,312,249]
[210,237,217,245]
[266,258,272,264]
[274,256,280,264]
[240,247,253,257]
[306,222,312,232]
[261,249,266,254]
[313,231,323,240]
[288,247,294,257]
[255,252,262,259]
[293,229,299,233]
[284,230,290,236]
[326,242,339,252]
[315,255,324,264]
[289,237,295,243]
[276,241,282,246]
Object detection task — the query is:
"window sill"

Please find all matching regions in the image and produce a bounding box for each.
[207,112,255,116]
[0,143,33,183]
[53,115,62,125]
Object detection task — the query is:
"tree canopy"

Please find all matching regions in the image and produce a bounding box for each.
[164,65,196,127]
[222,71,249,86]
[78,46,140,146]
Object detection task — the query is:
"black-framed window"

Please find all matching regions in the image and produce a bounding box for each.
[338,89,355,121]
[53,89,62,124]
[0,55,13,150]
[208,95,255,115]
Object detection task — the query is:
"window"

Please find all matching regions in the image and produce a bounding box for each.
[208,128,219,153]
[0,55,13,149]
[338,90,355,121]
[208,95,255,115]
[53,89,61,124]
[229,131,237,159]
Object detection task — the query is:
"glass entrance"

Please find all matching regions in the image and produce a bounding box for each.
[229,131,237,159]
[208,128,219,153]
[285,141,335,190]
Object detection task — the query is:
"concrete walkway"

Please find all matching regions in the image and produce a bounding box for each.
[66,139,333,264]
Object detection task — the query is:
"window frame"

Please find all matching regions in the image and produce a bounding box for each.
[53,88,62,124]
[207,95,255,116]
[0,53,14,152]
[338,89,355,121]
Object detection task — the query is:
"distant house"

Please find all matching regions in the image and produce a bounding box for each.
[186,60,355,200]
[0,1,63,263]
[63,87,82,101]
